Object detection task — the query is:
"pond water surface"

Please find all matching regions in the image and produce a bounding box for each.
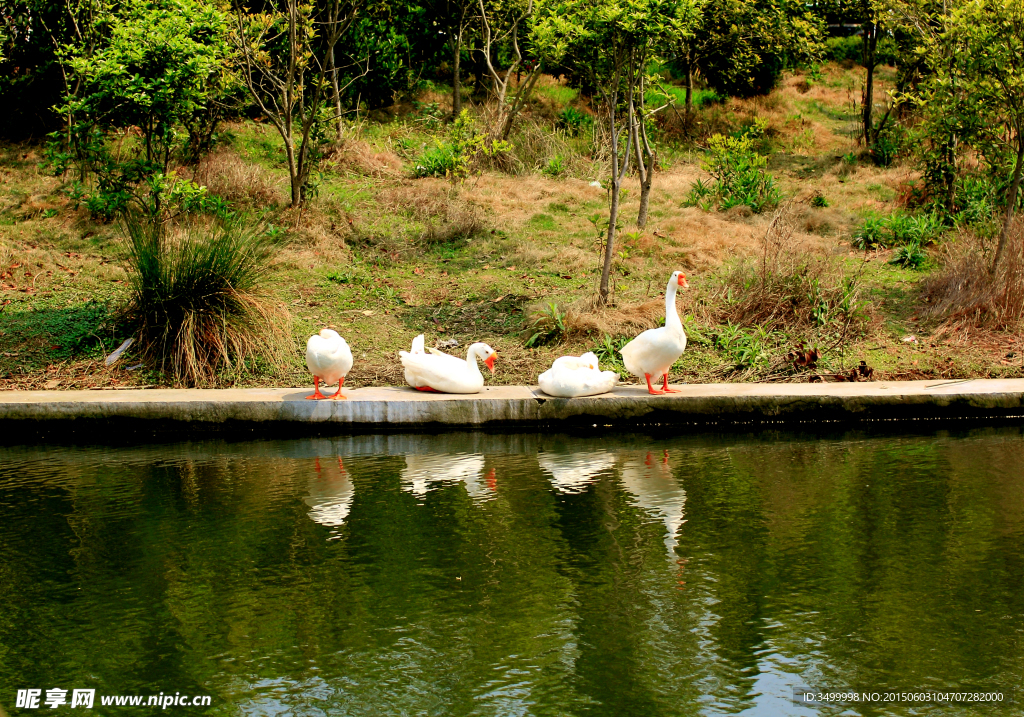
[1,428,1023,716]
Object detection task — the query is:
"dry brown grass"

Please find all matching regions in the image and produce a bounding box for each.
[922,220,1024,330]
[378,180,487,243]
[192,149,283,206]
[328,138,405,177]
[562,295,665,338]
[716,203,869,332]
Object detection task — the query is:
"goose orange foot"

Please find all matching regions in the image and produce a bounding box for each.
[306,376,326,400]
[330,378,347,399]
[645,374,666,395]
[415,386,440,392]
[661,375,681,393]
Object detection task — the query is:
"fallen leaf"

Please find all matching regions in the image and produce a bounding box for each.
[413,267,424,275]
[507,265,517,271]
[492,295,505,303]
[362,310,375,316]
[44,379,60,389]
[482,264,491,270]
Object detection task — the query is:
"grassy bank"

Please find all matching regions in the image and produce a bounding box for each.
[2,63,1022,390]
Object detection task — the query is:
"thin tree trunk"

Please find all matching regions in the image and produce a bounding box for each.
[452,34,463,118]
[286,140,300,206]
[684,49,693,115]
[637,148,655,228]
[991,138,1024,275]
[602,178,621,305]
[599,59,634,306]
[328,46,343,139]
[862,22,877,145]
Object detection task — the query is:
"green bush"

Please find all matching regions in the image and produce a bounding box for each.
[825,36,862,64]
[889,241,927,269]
[824,34,899,66]
[44,0,232,220]
[685,133,781,213]
[541,155,566,178]
[871,123,907,167]
[557,107,593,137]
[413,110,509,182]
[414,144,458,178]
[524,303,567,347]
[852,212,944,250]
[692,88,724,108]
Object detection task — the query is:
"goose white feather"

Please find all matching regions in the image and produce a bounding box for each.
[400,334,497,393]
[538,351,618,397]
[305,329,353,399]
[619,271,689,394]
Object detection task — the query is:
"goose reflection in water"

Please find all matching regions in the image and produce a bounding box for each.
[537,449,616,494]
[619,449,687,557]
[401,453,497,502]
[304,457,354,538]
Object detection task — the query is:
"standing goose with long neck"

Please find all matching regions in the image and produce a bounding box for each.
[619,271,689,395]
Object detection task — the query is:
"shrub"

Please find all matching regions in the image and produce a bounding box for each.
[524,302,567,347]
[542,155,566,178]
[557,107,593,136]
[413,110,509,183]
[889,241,927,269]
[44,0,232,220]
[685,133,781,213]
[871,123,907,167]
[120,214,289,385]
[824,34,899,66]
[852,212,944,249]
[414,143,458,178]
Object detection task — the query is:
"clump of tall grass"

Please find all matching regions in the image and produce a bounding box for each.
[922,221,1024,329]
[120,214,289,386]
[718,205,869,332]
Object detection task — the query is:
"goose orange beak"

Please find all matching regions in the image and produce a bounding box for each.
[677,272,689,288]
[485,352,497,373]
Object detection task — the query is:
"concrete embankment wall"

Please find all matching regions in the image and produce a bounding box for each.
[1,380,1023,438]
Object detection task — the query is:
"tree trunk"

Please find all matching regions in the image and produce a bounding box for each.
[601,177,621,305]
[452,35,463,118]
[328,46,343,140]
[284,136,301,206]
[862,22,877,146]
[991,138,1024,275]
[684,49,693,116]
[599,63,634,306]
[637,150,655,229]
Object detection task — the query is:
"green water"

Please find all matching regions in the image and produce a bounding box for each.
[1,428,1022,716]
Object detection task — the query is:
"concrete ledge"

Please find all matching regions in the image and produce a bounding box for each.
[2,379,1023,437]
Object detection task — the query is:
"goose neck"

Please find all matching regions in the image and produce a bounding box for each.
[664,281,683,332]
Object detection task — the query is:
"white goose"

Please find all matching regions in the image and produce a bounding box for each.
[538,351,618,398]
[400,334,497,393]
[306,329,353,400]
[619,271,688,394]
